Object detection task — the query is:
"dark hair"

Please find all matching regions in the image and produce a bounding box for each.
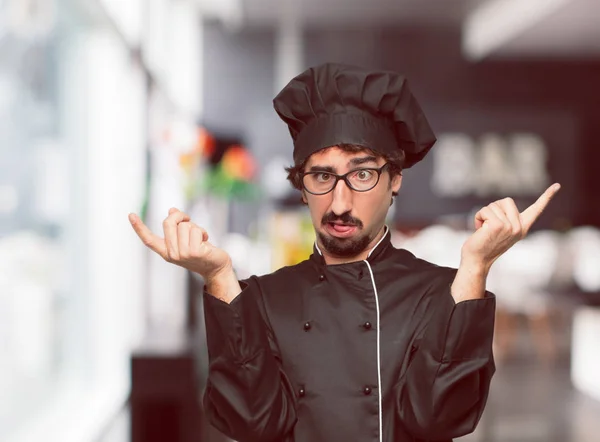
[285,144,405,196]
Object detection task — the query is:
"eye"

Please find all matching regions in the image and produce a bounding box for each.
[315,173,332,182]
[355,170,374,181]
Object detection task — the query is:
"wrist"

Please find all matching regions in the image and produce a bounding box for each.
[204,263,241,304]
[459,253,492,277]
[452,259,489,303]
[205,260,233,283]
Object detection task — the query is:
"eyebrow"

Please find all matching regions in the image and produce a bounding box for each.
[308,156,379,173]
[348,156,378,166]
[308,165,336,173]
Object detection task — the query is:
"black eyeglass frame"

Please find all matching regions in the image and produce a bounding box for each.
[301,163,391,195]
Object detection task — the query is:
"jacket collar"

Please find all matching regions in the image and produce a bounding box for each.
[310,226,392,266]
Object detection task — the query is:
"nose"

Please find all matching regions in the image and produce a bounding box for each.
[330,178,353,216]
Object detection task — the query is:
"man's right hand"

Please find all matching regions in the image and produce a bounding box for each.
[129,207,233,283]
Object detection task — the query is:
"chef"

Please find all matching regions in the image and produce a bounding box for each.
[129,63,561,442]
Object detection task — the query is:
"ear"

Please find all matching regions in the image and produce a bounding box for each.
[301,190,308,205]
[391,173,402,195]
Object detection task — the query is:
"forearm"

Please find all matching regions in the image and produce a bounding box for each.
[397,273,496,439]
[204,353,297,442]
[202,278,297,441]
[400,348,494,439]
[451,256,490,303]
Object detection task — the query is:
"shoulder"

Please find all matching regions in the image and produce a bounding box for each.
[243,258,317,297]
[238,259,316,321]
[378,247,458,301]
[389,246,456,278]
[379,249,459,321]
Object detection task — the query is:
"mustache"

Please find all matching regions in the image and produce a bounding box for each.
[321,212,363,228]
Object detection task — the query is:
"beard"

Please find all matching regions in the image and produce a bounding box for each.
[317,230,372,258]
[318,211,370,258]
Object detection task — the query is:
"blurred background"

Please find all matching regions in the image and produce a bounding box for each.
[1,0,599,441]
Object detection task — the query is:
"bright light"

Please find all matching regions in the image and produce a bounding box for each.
[462,0,571,61]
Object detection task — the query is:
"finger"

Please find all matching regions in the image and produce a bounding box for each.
[488,202,511,228]
[495,197,523,238]
[474,208,486,230]
[189,224,209,256]
[189,223,209,247]
[178,222,192,259]
[520,183,561,230]
[163,211,191,261]
[474,206,502,230]
[129,213,167,258]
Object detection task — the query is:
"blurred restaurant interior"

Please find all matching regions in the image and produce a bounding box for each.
[1,0,600,441]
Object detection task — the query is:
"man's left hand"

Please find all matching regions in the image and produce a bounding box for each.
[461,183,562,273]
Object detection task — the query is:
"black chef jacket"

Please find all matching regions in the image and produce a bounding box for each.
[202,228,496,442]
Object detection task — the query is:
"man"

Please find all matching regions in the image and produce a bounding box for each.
[129,63,560,442]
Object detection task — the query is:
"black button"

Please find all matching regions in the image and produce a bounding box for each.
[358,270,364,280]
[319,274,325,281]
[363,321,372,330]
[298,387,306,397]
[363,386,372,395]
[303,322,311,331]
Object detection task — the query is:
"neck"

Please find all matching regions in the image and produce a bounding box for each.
[319,225,387,265]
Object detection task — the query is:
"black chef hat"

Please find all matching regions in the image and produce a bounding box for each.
[273,63,436,168]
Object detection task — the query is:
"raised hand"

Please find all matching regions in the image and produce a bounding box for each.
[461,183,562,272]
[129,208,233,281]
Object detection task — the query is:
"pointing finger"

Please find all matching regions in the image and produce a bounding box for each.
[520,183,561,231]
[129,213,167,258]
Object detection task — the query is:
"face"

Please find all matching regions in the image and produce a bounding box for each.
[302,146,402,259]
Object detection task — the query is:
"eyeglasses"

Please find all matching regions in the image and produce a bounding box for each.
[301,163,390,195]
